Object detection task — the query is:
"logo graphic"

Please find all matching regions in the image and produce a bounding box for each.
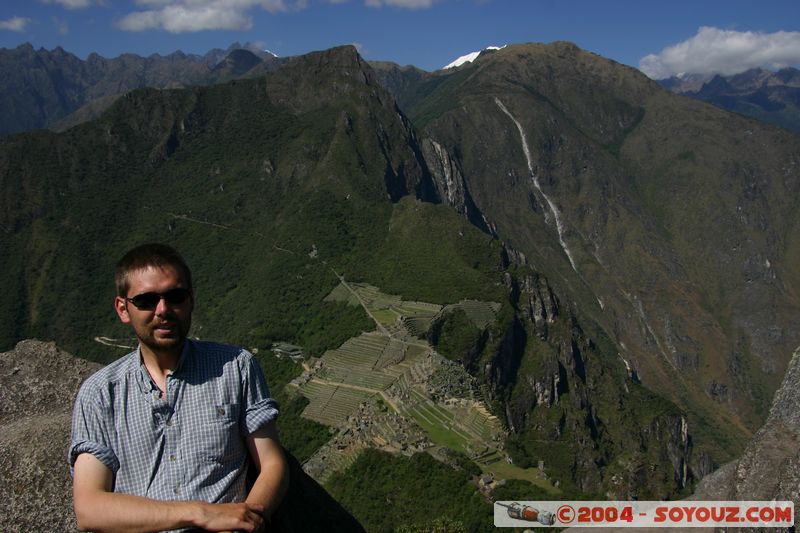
[496,502,555,525]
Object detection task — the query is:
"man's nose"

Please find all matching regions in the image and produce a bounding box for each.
[154,296,171,315]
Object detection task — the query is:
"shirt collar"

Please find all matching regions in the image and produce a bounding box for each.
[132,340,194,395]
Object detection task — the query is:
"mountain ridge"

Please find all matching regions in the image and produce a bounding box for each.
[660,67,800,134]
[0,42,286,136]
[2,42,800,526]
[405,41,800,464]
[0,43,701,503]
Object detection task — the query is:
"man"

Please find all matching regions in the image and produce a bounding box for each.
[70,243,287,532]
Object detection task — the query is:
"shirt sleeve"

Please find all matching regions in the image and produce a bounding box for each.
[69,379,120,475]
[239,351,280,436]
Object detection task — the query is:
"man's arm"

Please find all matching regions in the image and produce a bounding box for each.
[72,453,266,533]
[243,420,289,529]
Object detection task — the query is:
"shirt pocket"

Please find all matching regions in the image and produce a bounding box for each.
[195,403,242,464]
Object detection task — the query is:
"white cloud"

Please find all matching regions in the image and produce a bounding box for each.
[0,16,32,32]
[365,0,437,8]
[640,26,800,79]
[118,0,307,33]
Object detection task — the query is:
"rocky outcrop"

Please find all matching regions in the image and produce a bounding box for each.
[420,138,491,233]
[0,340,364,533]
[476,270,694,498]
[0,340,101,533]
[694,344,800,527]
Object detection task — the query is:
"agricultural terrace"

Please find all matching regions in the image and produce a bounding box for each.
[325,281,442,330]
[295,331,430,426]
[300,282,511,479]
[443,300,502,329]
[299,380,375,426]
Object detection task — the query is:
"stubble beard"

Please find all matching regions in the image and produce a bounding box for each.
[138,315,191,357]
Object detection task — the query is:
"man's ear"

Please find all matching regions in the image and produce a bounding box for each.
[114,296,131,324]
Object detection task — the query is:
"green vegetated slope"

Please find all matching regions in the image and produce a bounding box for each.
[0,43,711,527]
[255,351,330,463]
[326,449,491,533]
[0,45,420,362]
[407,42,800,470]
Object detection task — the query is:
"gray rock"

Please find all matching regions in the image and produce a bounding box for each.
[0,340,101,533]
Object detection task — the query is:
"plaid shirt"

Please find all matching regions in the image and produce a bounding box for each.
[70,340,278,516]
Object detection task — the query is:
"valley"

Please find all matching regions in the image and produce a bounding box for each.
[1,39,799,530]
[286,281,547,489]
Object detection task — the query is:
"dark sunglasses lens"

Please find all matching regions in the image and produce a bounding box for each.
[129,292,161,309]
[163,288,190,304]
[128,288,189,309]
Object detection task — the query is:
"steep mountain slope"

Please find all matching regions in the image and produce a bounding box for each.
[368,61,434,111]
[409,42,800,465]
[0,45,433,360]
[660,68,800,134]
[0,43,694,505]
[693,344,800,528]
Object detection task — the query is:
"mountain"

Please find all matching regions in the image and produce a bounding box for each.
[442,45,506,70]
[368,61,435,111]
[202,41,280,66]
[4,41,800,528]
[0,42,702,520]
[403,42,800,468]
[0,42,284,136]
[660,68,800,134]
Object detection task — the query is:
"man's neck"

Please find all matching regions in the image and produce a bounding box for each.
[139,343,184,391]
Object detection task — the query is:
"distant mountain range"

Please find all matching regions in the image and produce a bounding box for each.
[0,42,284,135]
[659,67,800,134]
[4,42,799,137]
[2,40,800,527]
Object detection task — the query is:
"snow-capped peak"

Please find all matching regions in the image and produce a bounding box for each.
[443,45,506,70]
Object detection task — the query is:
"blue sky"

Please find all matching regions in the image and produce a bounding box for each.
[1,0,799,76]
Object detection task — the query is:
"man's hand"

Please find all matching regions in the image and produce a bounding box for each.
[194,502,264,532]
[73,453,266,532]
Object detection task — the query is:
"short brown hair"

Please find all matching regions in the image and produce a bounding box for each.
[115,243,192,297]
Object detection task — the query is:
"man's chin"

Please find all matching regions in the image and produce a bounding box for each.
[141,335,185,354]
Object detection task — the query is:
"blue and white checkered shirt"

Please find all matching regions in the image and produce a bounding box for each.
[70,340,279,515]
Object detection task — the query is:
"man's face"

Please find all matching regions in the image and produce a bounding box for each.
[114,265,193,357]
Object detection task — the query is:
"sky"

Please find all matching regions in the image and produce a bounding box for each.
[1,0,799,78]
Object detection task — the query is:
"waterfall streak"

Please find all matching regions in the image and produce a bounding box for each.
[494,98,578,272]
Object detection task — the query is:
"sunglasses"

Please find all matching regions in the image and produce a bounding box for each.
[125,288,191,310]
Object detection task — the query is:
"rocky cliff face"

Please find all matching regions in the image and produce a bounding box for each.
[0,340,101,532]
[409,41,800,467]
[695,344,800,524]
[445,265,694,498]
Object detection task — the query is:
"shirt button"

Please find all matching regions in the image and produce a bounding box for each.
[165,419,172,427]
[169,454,177,461]
[216,407,225,416]
[174,487,180,495]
